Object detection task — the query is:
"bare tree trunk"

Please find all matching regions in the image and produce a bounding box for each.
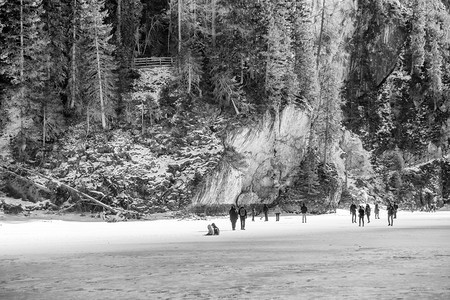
[135,27,141,56]
[19,0,24,132]
[86,105,90,135]
[94,19,107,130]
[141,100,145,135]
[70,0,77,109]
[323,93,330,165]
[168,0,172,54]
[240,57,244,85]
[116,0,122,44]
[230,97,240,115]
[178,0,182,54]
[211,0,216,48]
[188,55,192,93]
[316,0,326,69]
[42,106,46,147]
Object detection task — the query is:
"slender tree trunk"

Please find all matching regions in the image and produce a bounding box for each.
[141,100,144,135]
[178,0,182,54]
[42,106,46,147]
[316,0,326,69]
[188,56,192,94]
[323,93,330,165]
[87,107,90,135]
[70,0,77,109]
[168,0,172,54]
[135,27,140,56]
[211,0,216,48]
[94,20,107,129]
[116,0,122,44]
[19,0,24,131]
[240,57,244,85]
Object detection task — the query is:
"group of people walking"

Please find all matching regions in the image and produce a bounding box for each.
[228,203,308,230]
[228,205,247,230]
[209,201,401,236]
[350,202,398,227]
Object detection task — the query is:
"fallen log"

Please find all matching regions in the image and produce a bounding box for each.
[1,164,137,218]
[1,167,52,194]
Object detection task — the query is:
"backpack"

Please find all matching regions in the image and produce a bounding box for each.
[239,208,246,217]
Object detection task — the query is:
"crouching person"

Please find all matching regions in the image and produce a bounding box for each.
[212,223,220,235]
[206,224,214,235]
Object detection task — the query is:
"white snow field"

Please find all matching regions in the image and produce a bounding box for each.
[1,209,450,299]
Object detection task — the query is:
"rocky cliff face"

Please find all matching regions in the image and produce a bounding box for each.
[192,105,311,206]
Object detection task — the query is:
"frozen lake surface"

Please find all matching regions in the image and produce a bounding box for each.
[1,209,450,299]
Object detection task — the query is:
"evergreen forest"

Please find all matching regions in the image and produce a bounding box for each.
[1,0,450,218]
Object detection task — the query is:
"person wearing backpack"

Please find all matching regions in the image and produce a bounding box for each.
[238,205,247,230]
[358,205,365,227]
[350,202,357,223]
[374,202,380,219]
[274,204,281,221]
[387,203,395,226]
[365,204,371,223]
[301,203,308,223]
[263,204,269,221]
[229,205,239,230]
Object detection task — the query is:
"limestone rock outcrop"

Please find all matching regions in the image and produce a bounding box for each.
[192,104,311,206]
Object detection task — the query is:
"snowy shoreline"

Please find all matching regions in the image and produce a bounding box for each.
[1,210,450,299]
[1,209,449,256]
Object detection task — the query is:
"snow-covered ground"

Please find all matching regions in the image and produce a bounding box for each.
[1,209,449,299]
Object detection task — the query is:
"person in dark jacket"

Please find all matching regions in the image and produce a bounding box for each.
[365,204,371,223]
[393,202,399,219]
[358,205,365,227]
[387,203,395,226]
[350,203,357,223]
[374,203,380,219]
[229,205,239,230]
[238,206,247,230]
[274,205,281,221]
[211,223,220,235]
[301,203,308,223]
[263,204,269,221]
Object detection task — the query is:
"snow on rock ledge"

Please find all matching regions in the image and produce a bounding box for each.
[192,104,311,206]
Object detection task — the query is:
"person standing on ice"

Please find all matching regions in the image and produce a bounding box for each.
[263,204,269,221]
[374,202,380,219]
[301,203,308,223]
[238,205,247,230]
[274,204,281,221]
[365,204,371,223]
[350,202,357,223]
[358,205,365,227]
[393,202,399,219]
[251,206,256,222]
[229,205,239,230]
[387,203,395,226]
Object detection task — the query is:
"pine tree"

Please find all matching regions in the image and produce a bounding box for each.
[69,0,81,110]
[292,0,318,107]
[79,0,117,130]
[410,0,426,76]
[0,0,47,136]
[115,0,142,117]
